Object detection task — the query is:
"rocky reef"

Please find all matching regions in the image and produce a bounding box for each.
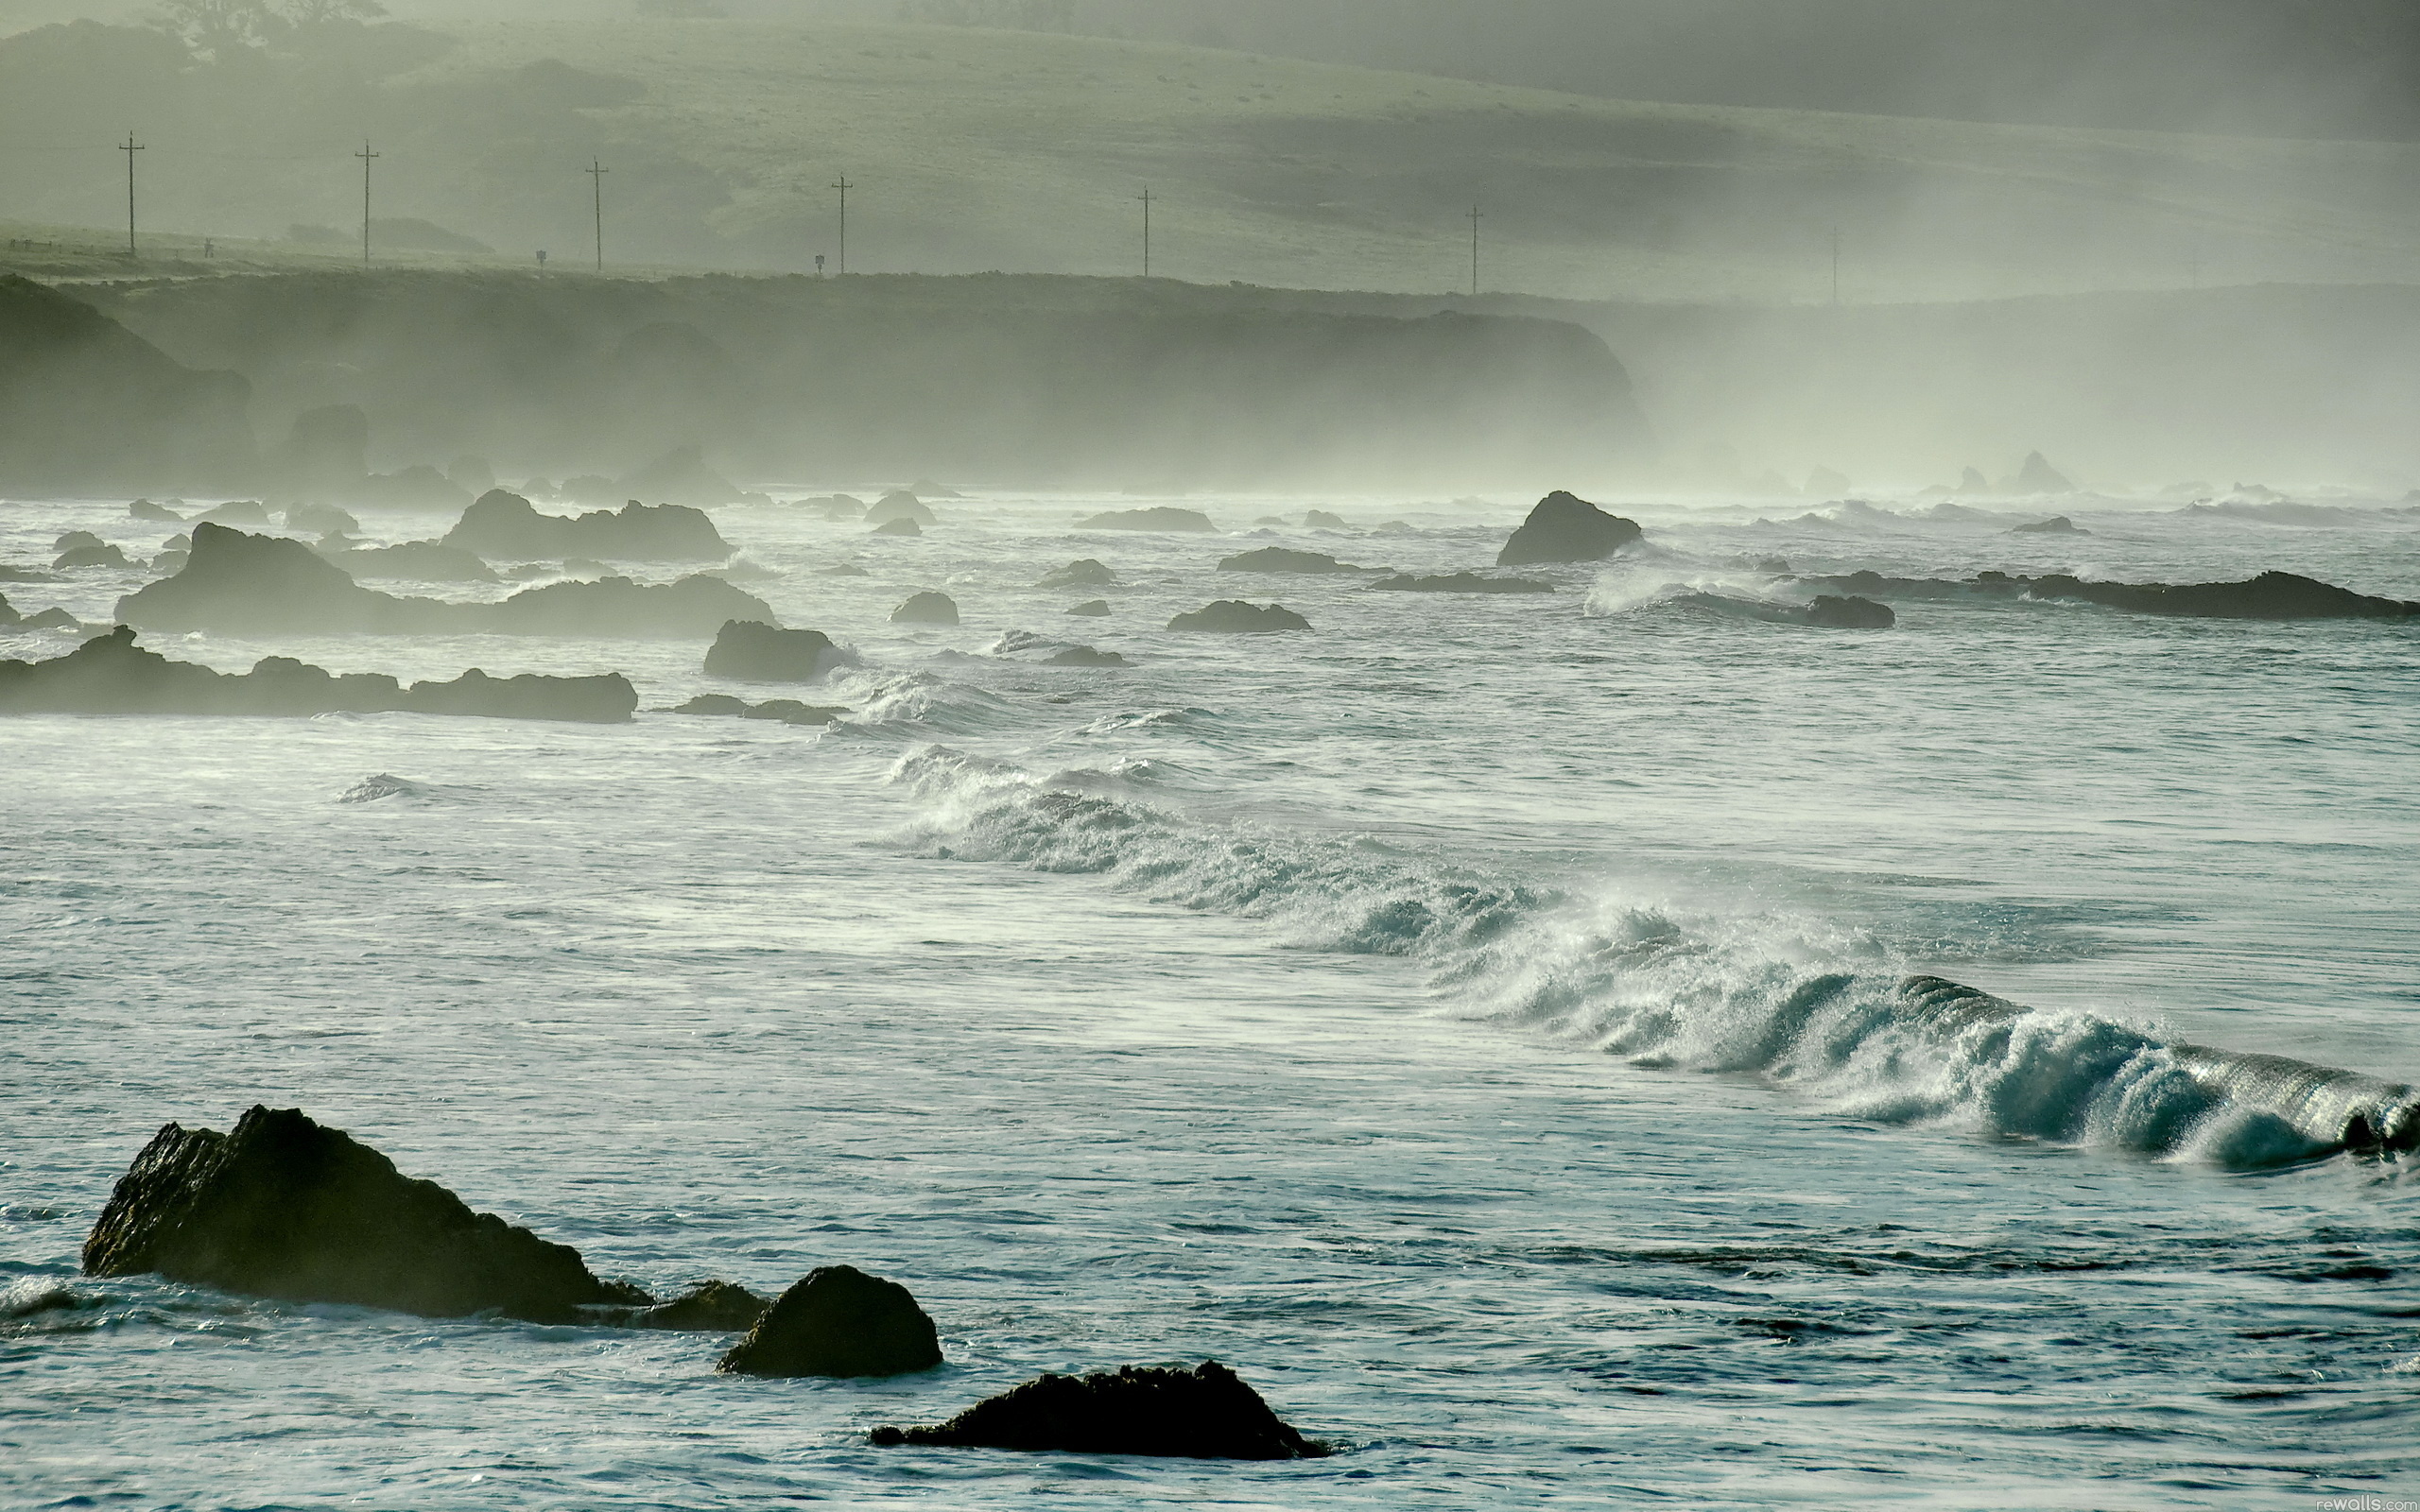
[1167,601,1310,633]
[871,1361,1329,1459]
[441,490,730,561]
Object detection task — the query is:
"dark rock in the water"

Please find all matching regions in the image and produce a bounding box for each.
[53,542,131,570]
[1066,600,1111,617]
[1218,547,1365,575]
[442,490,729,561]
[118,524,770,637]
[597,1280,771,1332]
[1040,558,1116,589]
[866,491,936,528]
[616,444,747,507]
[55,531,106,554]
[872,517,923,537]
[20,607,82,631]
[801,493,865,519]
[717,1265,942,1378]
[892,591,959,626]
[1167,600,1309,633]
[201,500,272,526]
[2003,452,2077,494]
[286,502,360,537]
[817,562,872,576]
[1496,491,1644,566]
[1803,594,1896,628]
[324,540,502,583]
[670,693,844,725]
[1047,645,1132,667]
[1792,568,2417,621]
[129,499,183,523]
[0,564,58,584]
[2012,515,2087,535]
[870,1361,1329,1460]
[1302,509,1347,529]
[907,477,964,499]
[704,620,848,681]
[0,627,637,721]
[1369,573,1553,594]
[81,1105,651,1320]
[1077,507,1217,533]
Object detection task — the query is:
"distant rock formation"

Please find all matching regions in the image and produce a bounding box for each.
[892,591,959,626]
[129,499,182,523]
[1078,507,1218,533]
[2002,452,2077,494]
[1167,601,1309,632]
[1495,491,1643,566]
[1066,600,1111,616]
[1046,646,1132,666]
[1369,573,1553,593]
[0,593,79,631]
[53,541,130,570]
[323,541,502,583]
[80,1106,652,1321]
[1039,559,1116,589]
[1791,568,2416,620]
[200,500,271,526]
[1218,547,1367,574]
[671,694,846,726]
[2012,515,2086,535]
[907,478,963,499]
[442,490,729,561]
[800,494,865,519]
[1959,467,1990,493]
[717,1266,942,1378]
[872,517,923,537]
[616,444,747,507]
[118,524,770,637]
[0,627,639,721]
[870,1362,1330,1459]
[1302,510,1346,529]
[703,620,848,681]
[866,491,936,528]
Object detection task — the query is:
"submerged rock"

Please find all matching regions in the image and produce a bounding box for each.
[872,517,923,538]
[817,562,872,577]
[1302,510,1347,529]
[53,542,130,570]
[1066,600,1111,617]
[1167,601,1309,633]
[1076,507,1217,533]
[442,490,729,561]
[1217,547,1366,575]
[717,1265,942,1378]
[866,491,936,528]
[1047,646,1132,667]
[1792,568,2417,621]
[1496,491,1644,567]
[1802,594,1896,628]
[704,620,848,681]
[81,1106,650,1321]
[2012,515,2087,535]
[1369,573,1553,594]
[892,591,959,626]
[1039,558,1116,589]
[595,1280,772,1332]
[870,1361,1330,1460]
[672,694,845,726]
[0,627,637,721]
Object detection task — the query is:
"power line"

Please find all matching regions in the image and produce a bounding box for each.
[586,159,609,272]
[354,139,379,266]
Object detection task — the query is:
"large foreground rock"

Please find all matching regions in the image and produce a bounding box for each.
[870,1362,1330,1459]
[0,628,638,722]
[703,620,848,681]
[1077,507,1217,533]
[1495,491,1643,566]
[442,490,729,561]
[1167,601,1309,633]
[717,1265,942,1378]
[81,1106,649,1321]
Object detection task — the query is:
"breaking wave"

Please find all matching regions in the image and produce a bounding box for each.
[890,746,2417,1169]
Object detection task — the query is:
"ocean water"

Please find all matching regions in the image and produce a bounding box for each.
[3,489,2415,1509]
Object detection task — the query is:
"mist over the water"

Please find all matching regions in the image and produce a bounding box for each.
[3,2,2415,1507]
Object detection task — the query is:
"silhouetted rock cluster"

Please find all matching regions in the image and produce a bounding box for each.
[442,490,729,560]
[672,694,845,726]
[1794,568,2417,620]
[1218,547,1367,574]
[117,524,770,637]
[703,620,848,681]
[0,593,78,631]
[1369,573,1553,594]
[1047,645,1132,666]
[129,499,183,523]
[718,1266,943,1378]
[0,627,639,721]
[1078,507,1218,533]
[1167,601,1309,632]
[1496,491,1644,566]
[871,1362,1330,1459]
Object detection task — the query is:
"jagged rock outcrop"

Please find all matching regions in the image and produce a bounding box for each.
[703,620,848,681]
[0,627,638,721]
[1039,559,1115,589]
[2003,452,2077,494]
[1077,507,1217,533]
[870,1362,1330,1460]
[1218,548,1367,575]
[80,1106,650,1321]
[1167,601,1309,633]
[866,491,936,528]
[117,525,771,637]
[717,1265,942,1378]
[892,592,959,626]
[1369,573,1553,594]
[1496,491,1643,567]
[442,490,729,561]
[671,694,846,726]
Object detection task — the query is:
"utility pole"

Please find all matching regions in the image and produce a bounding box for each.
[1466,204,1482,297]
[1138,186,1155,279]
[355,140,379,266]
[586,159,608,272]
[831,174,852,275]
[1830,226,1841,305]
[118,133,143,258]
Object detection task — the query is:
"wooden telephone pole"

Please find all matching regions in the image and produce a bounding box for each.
[1138,186,1155,278]
[118,133,143,258]
[831,174,852,275]
[355,140,379,266]
[586,159,609,271]
[1467,205,1482,296]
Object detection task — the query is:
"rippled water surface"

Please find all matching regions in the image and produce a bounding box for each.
[4,490,2416,1508]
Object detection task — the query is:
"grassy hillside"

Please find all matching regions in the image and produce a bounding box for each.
[6,15,2419,302]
